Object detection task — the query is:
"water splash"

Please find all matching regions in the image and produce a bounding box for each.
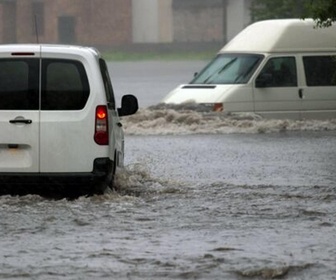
[122,104,336,135]
[113,164,186,197]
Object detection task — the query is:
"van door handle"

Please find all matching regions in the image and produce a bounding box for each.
[9,119,32,124]
[298,88,303,99]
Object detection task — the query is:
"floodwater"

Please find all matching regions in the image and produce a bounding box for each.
[1,61,336,279]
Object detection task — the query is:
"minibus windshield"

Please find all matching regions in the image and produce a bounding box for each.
[191,53,264,85]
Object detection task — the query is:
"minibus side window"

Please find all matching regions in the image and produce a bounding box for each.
[303,56,336,86]
[256,57,297,87]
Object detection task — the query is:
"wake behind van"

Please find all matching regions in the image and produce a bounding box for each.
[162,19,336,119]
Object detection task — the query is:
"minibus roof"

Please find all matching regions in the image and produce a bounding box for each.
[220,19,336,53]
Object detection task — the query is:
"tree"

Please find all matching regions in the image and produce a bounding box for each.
[309,0,336,27]
[250,0,311,22]
[250,0,336,27]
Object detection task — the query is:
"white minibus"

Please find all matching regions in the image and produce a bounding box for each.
[162,19,336,119]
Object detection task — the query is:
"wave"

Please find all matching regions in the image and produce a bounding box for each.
[122,104,336,135]
[235,263,314,278]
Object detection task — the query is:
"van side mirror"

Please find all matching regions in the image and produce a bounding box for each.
[256,73,272,88]
[118,94,138,117]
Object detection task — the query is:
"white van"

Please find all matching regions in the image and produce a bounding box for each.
[0,44,138,197]
[162,19,336,119]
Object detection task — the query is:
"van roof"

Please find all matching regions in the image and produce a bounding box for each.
[220,19,336,53]
[0,44,101,57]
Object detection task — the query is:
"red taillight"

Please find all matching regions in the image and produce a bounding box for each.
[213,103,223,112]
[94,105,109,145]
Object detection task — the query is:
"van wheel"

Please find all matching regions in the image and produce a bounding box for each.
[92,158,115,195]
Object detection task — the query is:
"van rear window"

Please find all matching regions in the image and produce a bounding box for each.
[41,59,90,110]
[303,56,336,86]
[0,58,90,111]
[0,59,39,110]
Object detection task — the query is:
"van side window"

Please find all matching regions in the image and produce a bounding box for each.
[99,59,116,109]
[257,57,297,87]
[41,59,90,110]
[0,59,39,110]
[303,56,336,86]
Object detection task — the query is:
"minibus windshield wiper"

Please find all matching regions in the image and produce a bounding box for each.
[204,57,237,84]
[233,59,259,84]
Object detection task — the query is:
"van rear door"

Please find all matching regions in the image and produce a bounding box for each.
[253,56,302,118]
[0,51,40,172]
[39,49,93,173]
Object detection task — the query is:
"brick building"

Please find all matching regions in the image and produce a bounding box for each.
[132,0,252,45]
[0,0,132,46]
[0,0,251,48]
[172,0,224,43]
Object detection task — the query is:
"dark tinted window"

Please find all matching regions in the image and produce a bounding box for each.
[0,59,39,110]
[303,56,336,86]
[99,58,115,109]
[41,59,90,110]
[257,57,297,87]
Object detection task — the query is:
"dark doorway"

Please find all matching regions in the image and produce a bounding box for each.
[58,16,75,44]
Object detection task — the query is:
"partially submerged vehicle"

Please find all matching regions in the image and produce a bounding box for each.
[162,19,336,119]
[0,44,138,197]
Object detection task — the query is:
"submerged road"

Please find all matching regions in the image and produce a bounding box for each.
[0,61,335,279]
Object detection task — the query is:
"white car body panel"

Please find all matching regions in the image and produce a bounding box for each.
[0,111,40,172]
[163,84,255,112]
[39,46,112,173]
[163,84,234,104]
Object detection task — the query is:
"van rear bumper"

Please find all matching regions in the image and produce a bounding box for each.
[0,158,113,198]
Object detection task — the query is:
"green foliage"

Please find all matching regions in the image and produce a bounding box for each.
[309,0,336,27]
[250,0,310,21]
[250,0,336,27]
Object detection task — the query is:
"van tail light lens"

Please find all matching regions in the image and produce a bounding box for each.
[94,105,109,145]
[213,103,223,112]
